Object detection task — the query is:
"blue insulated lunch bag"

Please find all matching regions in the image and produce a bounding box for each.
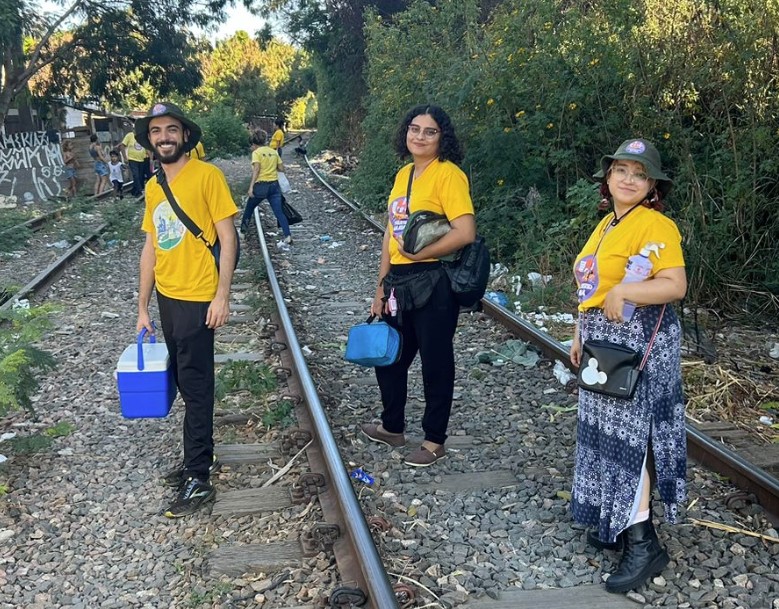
[344,315,401,367]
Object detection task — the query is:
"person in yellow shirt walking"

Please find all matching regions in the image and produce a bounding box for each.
[270,118,285,157]
[119,127,151,197]
[241,129,290,243]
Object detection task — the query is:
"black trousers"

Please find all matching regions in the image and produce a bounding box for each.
[128,160,150,197]
[157,293,215,480]
[375,265,460,444]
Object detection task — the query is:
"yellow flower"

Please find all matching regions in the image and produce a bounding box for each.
[568,103,577,111]
[515,111,525,118]
[663,132,671,140]
[589,58,600,67]
[487,98,495,107]
[546,122,554,129]
[497,179,505,186]
[503,127,512,133]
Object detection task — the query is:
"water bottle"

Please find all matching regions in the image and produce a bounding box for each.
[621,243,664,321]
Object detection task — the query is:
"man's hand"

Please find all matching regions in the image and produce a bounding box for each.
[206,294,230,329]
[136,310,154,335]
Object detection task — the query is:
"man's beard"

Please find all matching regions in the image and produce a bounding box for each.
[154,140,186,164]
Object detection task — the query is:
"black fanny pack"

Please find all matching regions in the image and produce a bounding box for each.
[382,264,444,320]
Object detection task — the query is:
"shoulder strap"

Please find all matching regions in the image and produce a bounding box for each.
[155,168,213,248]
[639,304,667,371]
[405,166,414,210]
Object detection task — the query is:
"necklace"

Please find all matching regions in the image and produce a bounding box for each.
[610,203,642,226]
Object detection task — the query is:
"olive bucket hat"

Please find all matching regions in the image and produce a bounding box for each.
[134,102,202,153]
[594,138,673,196]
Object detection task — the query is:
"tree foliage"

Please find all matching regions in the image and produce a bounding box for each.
[194,31,310,122]
[1,0,227,121]
[258,0,409,151]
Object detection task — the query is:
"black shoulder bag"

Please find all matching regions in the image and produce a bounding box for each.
[156,169,240,271]
[577,304,666,399]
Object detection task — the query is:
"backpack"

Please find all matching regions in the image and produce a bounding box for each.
[443,236,490,308]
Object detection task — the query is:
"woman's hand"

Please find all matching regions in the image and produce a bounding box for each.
[394,235,421,261]
[570,335,582,368]
[370,283,388,317]
[603,285,626,323]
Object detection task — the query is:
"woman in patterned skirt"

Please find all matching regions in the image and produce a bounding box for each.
[570,139,687,594]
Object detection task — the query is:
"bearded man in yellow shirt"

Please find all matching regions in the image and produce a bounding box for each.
[135,102,238,518]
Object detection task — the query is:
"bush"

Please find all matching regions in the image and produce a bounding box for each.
[0,306,56,418]
[196,105,249,158]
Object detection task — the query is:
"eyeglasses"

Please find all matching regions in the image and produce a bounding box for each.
[610,165,649,184]
[407,124,440,139]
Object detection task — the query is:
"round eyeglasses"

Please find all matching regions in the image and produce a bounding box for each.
[407,124,440,139]
[610,165,649,184]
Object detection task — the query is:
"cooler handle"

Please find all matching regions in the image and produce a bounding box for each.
[136,322,157,371]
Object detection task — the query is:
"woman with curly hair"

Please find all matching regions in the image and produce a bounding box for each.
[361,104,475,467]
[570,138,687,594]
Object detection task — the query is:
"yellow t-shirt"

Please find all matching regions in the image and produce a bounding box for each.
[387,159,474,265]
[270,129,284,150]
[573,206,685,311]
[187,141,206,160]
[141,160,238,301]
[251,146,282,182]
[122,132,147,162]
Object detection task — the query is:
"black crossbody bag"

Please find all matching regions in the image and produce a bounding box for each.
[577,305,666,399]
[156,169,240,270]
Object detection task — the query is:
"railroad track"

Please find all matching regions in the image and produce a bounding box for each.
[0,186,140,312]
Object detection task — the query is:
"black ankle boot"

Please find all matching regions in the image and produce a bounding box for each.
[586,529,623,551]
[605,519,669,594]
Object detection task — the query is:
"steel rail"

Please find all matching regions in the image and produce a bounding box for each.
[250,206,399,609]
[0,224,108,313]
[303,155,779,522]
[0,181,136,238]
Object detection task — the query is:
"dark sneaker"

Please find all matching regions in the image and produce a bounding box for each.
[160,454,221,488]
[404,445,445,467]
[163,477,215,518]
[361,423,406,448]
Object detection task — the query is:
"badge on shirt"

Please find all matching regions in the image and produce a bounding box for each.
[574,255,599,303]
[388,195,408,239]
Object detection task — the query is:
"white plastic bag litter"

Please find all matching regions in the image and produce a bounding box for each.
[553,360,576,385]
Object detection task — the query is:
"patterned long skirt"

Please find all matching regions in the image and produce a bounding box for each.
[571,304,686,543]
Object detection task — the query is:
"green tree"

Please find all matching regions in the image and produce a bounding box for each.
[195,31,310,122]
[0,0,234,124]
[257,0,410,151]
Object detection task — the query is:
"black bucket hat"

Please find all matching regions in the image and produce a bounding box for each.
[134,102,202,153]
[594,138,672,196]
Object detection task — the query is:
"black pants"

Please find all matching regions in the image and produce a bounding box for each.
[128,159,151,196]
[375,265,460,444]
[157,293,215,480]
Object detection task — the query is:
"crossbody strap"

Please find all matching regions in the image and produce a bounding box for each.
[156,168,213,249]
[405,165,414,209]
[639,304,667,371]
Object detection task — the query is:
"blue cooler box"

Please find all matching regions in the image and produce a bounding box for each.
[116,329,176,418]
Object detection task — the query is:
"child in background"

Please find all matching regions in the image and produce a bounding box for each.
[108,150,125,199]
[62,140,79,197]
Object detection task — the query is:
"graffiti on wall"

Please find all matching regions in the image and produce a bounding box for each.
[0,131,64,205]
